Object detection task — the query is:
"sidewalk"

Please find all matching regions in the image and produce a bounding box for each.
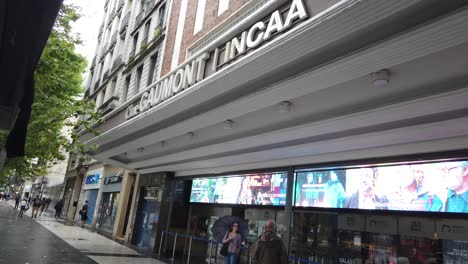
[5,200,164,264]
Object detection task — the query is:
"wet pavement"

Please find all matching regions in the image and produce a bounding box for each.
[0,201,165,264]
[0,200,96,263]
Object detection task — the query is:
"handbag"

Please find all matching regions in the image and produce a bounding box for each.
[220,232,229,256]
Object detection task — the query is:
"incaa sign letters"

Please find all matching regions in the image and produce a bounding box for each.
[126,0,308,119]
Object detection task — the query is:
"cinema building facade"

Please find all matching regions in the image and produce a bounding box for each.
[78,0,468,262]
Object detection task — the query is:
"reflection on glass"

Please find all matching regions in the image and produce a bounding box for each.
[98,192,120,233]
[290,212,468,264]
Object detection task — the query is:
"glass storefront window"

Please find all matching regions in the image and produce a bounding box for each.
[97,192,120,233]
[290,211,468,264]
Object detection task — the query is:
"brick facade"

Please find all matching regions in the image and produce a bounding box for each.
[161,0,251,75]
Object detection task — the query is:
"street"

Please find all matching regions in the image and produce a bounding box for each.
[0,201,163,264]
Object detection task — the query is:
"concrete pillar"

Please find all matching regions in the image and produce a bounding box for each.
[283,167,295,253]
[125,173,141,242]
[67,173,84,221]
[91,170,106,229]
[113,171,136,238]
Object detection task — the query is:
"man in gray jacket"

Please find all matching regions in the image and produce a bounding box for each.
[251,220,288,264]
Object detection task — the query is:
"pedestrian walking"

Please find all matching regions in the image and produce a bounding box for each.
[79,200,89,227]
[250,220,288,264]
[31,195,42,218]
[54,199,64,219]
[14,195,20,210]
[45,198,51,210]
[39,197,47,216]
[221,222,242,264]
[18,199,28,218]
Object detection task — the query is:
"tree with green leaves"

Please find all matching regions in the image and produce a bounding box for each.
[0,4,100,182]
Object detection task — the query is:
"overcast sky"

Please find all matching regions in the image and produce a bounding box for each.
[68,0,105,71]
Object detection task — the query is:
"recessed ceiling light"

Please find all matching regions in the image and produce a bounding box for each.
[278,101,292,113]
[187,132,195,139]
[371,69,390,87]
[223,120,234,130]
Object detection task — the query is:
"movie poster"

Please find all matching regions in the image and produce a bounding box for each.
[294,161,468,213]
[443,240,468,264]
[190,173,287,206]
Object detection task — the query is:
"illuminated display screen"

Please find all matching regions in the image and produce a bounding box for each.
[190,173,287,206]
[295,160,468,213]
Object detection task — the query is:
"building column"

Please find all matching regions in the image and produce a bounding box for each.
[91,170,106,229]
[125,173,141,242]
[67,173,84,221]
[113,170,136,239]
[283,167,295,253]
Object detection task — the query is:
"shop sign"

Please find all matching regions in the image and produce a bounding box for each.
[436,218,468,240]
[104,175,122,185]
[365,215,398,235]
[84,168,103,190]
[126,0,308,119]
[398,216,435,239]
[338,214,365,232]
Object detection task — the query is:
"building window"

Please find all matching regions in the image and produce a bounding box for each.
[135,65,144,93]
[147,53,158,86]
[144,19,151,43]
[132,32,139,56]
[218,0,229,16]
[109,78,117,99]
[122,74,131,102]
[187,0,270,58]
[97,88,106,107]
[159,4,166,28]
[171,0,188,70]
[194,0,206,34]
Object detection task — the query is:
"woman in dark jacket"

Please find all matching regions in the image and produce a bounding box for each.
[54,199,64,219]
[79,200,89,228]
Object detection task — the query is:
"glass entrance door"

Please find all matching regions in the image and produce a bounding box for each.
[98,192,120,233]
[134,187,160,248]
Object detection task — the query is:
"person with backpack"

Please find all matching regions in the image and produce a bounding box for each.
[250,220,288,264]
[79,200,89,228]
[45,198,51,210]
[18,198,28,218]
[31,195,42,218]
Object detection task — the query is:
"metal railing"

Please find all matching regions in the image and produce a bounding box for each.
[158,230,334,264]
[159,230,252,264]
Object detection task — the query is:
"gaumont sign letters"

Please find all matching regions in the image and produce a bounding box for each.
[126,0,308,119]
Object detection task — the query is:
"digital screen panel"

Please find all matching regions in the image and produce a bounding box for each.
[295,160,468,213]
[190,173,287,206]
